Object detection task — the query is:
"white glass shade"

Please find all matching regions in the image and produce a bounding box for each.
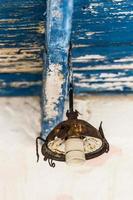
[65,138,85,166]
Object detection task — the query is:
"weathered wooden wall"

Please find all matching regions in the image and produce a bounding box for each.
[72,0,133,93]
[0,0,45,95]
[0,0,133,95]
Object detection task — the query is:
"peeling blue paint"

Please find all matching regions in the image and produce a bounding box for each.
[1,0,133,97]
[0,73,41,96]
[71,0,133,93]
[41,0,73,137]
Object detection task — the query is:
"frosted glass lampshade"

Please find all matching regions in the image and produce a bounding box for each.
[65,138,85,166]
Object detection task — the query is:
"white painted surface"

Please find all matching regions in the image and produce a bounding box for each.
[0,96,133,200]
[44,63,64,120]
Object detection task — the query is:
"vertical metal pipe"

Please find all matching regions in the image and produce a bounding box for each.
[41,0,73,138]
[69,83,73,112]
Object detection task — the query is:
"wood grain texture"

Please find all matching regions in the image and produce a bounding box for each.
[72,0,133,93]
[0,0,133,95]
[0,0,45,95]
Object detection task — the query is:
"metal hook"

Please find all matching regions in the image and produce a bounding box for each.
[36,137,46,162]
[48,159,55,168]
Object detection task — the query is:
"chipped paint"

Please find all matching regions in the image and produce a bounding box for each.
[73,64,133,71]
[44,63,64,118]
[71,0,133,93]
[10,81,41,88]
[0,0,45,83]
[1,0,133,97]
[41,0,73,137]
[72,55,106,63]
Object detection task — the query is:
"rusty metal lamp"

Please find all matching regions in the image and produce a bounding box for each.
[36,82,109,168]
[36,42,109,168]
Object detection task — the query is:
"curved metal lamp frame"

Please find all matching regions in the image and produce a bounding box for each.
[36,112,109,168]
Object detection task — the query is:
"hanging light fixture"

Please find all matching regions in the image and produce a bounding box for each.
[36,44,109,168]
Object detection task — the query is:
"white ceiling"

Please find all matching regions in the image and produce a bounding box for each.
[0,95,133,200]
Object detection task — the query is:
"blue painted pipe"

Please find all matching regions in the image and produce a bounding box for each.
[41,0,73,137]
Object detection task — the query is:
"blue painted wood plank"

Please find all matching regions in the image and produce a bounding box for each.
[0,72,41,96]
[0,0,45,73]
[70,0,133,94]
[74,69,133,93]
[0,0,45,96]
